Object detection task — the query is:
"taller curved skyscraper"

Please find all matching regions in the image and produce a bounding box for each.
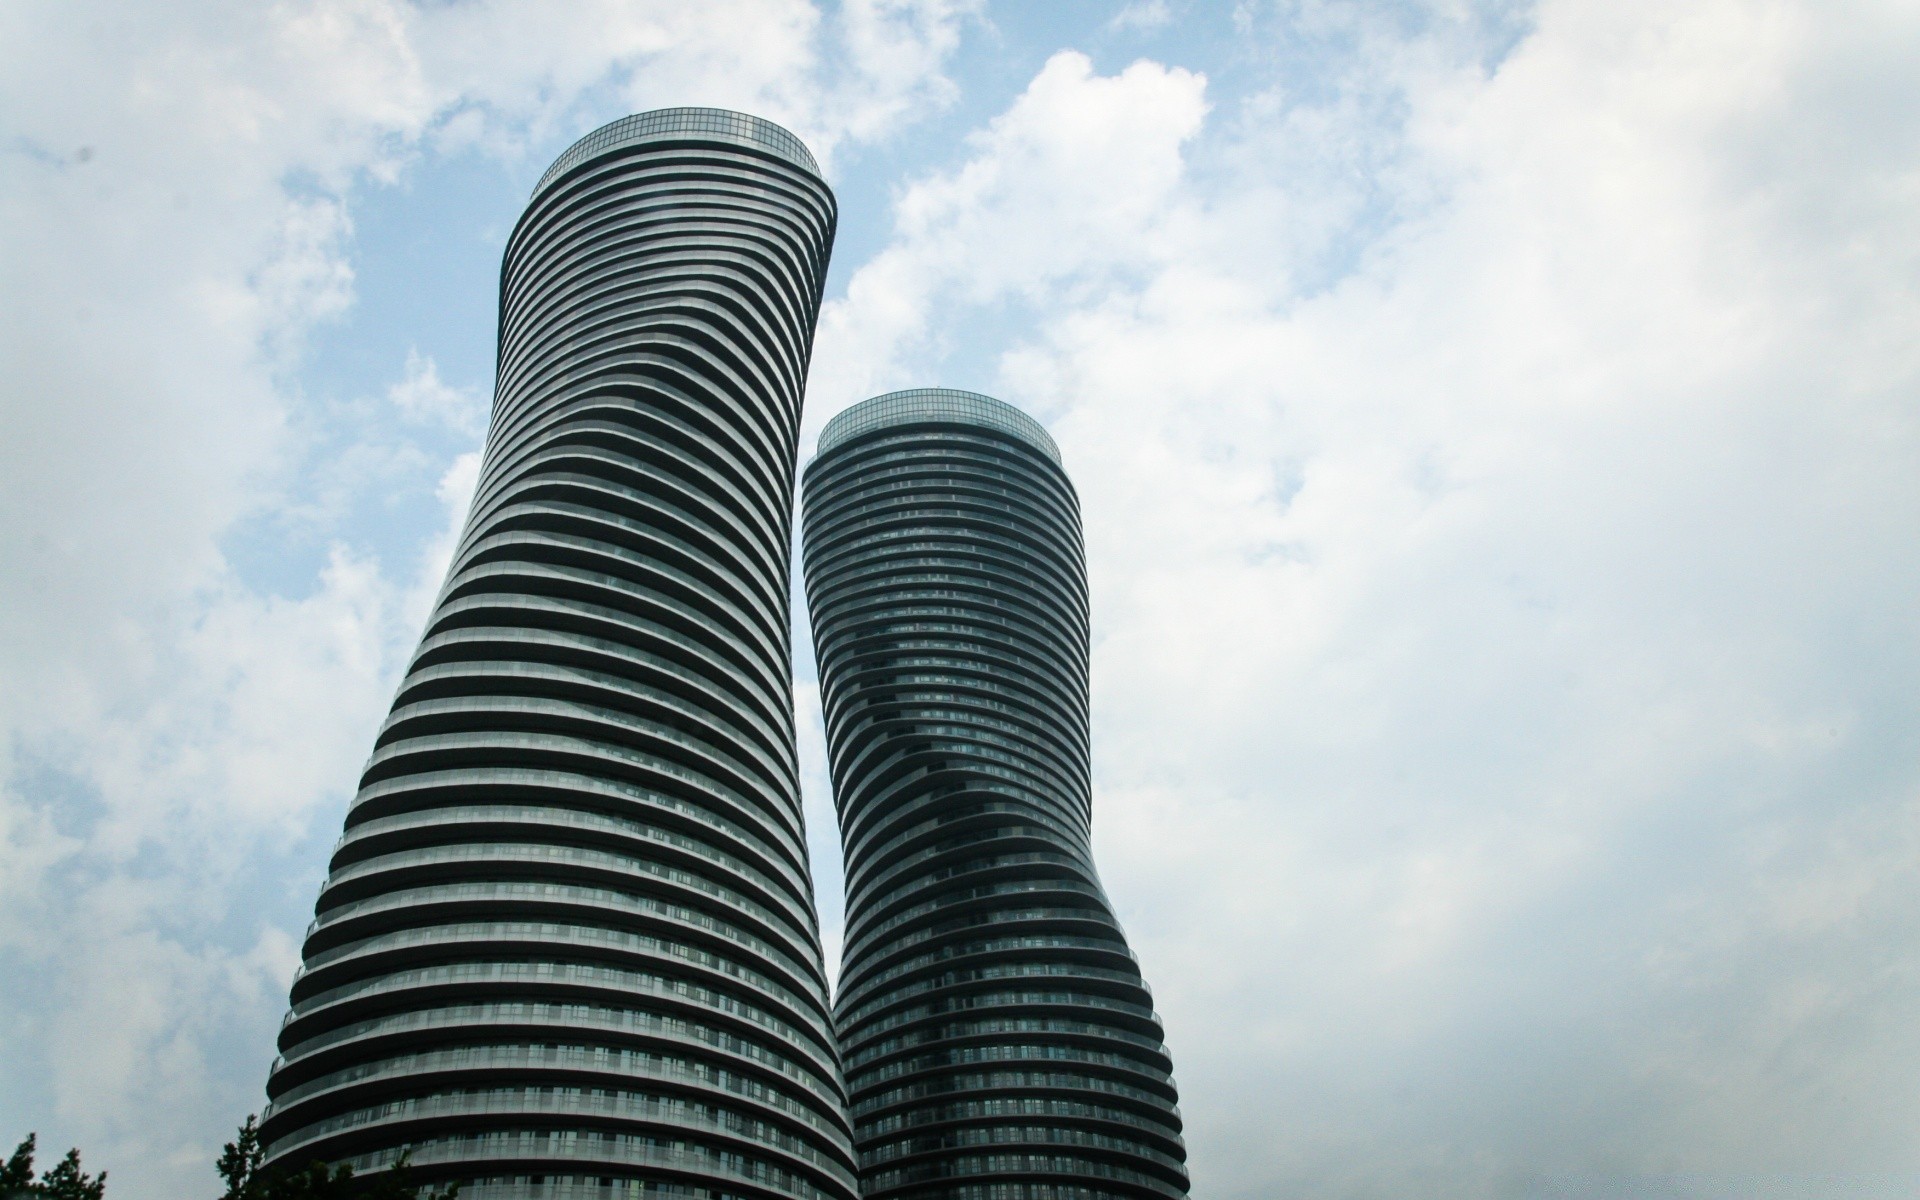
[259,109,856,1200]
[801,390,1190,1200]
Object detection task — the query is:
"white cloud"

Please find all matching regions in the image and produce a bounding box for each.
[0,445,480,1172]
[802,2,1920,1195]
[387,348,487,435]
[5,1,1918,1197]
[401,0,977,169]
[807,49,1208,419]
[1109,1,1173,33]
[811,0,980,148]
[0,1,974,1194]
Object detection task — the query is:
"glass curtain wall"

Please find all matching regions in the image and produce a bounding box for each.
[802,389,1190,1200]
[259,109,855,1200]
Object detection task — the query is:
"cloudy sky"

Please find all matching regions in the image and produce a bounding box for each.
[3,0,1918,1196]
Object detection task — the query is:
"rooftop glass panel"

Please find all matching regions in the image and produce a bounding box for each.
[533,107,821,198]
[816,388,1061,465]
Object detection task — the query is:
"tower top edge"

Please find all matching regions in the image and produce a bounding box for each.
[532,107,823,199]
[815,388,1063,466]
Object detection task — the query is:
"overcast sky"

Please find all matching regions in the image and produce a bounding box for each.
[3,1,1919,1197]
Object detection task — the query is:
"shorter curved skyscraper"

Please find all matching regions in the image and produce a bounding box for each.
[801,390,1189,1200]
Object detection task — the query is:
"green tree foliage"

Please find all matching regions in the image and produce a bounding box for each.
[6,1119,456,1200]
[1,1133,107,1200]
[217,1116,458,1199]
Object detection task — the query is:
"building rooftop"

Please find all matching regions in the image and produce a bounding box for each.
[532,107,822,199]
[816,388,1062,465]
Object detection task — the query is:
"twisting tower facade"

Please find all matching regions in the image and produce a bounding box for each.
[259,109,857,1200]
[801,390,1190,1200]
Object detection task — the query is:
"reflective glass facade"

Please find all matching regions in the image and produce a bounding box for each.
[801,390,1190,1200]
[260,109,856,1200]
